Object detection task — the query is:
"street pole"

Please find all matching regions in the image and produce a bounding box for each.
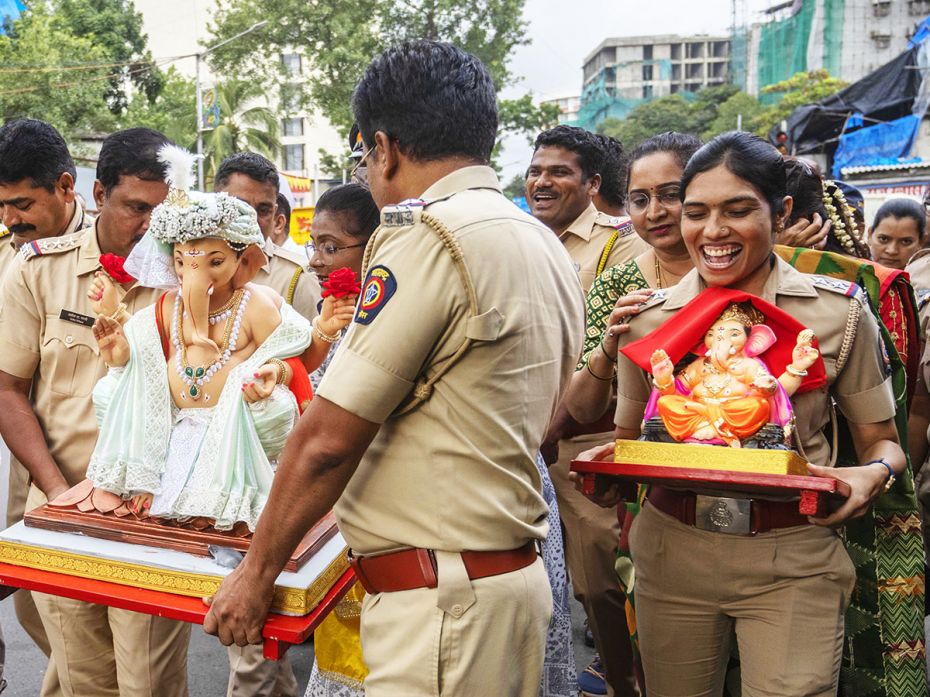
[196,53,205,191]
[193,20,269,191]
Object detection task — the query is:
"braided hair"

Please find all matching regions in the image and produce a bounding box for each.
[822,179,870,259]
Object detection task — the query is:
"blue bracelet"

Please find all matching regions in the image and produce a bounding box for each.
[866,458,894,483]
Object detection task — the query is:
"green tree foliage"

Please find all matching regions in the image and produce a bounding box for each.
[748,69,847,135]
[208,0,552,159]
[597,95,696,149]
[54,0,163,114]
[201,79,281,181]
[502,172,526,199]
[0,5,116,134]
[118,67,196,149]
[705,91,765,139]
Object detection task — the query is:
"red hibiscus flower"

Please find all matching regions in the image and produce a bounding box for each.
[99,253,135,284]
[322,267,361,299]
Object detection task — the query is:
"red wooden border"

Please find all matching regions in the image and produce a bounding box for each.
[0,562,355,660]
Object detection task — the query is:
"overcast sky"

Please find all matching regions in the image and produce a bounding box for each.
[498,0,769,180]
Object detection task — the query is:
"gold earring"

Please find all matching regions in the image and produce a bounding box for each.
[775,219,785,234]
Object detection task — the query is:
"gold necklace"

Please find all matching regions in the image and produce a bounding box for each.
[654,253,663,289]
[208,291,239,319]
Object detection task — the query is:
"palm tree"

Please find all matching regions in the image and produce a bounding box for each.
[201,79,280,184]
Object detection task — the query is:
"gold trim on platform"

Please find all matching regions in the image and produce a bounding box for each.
[0,540,349,616]
[614,440,809,476]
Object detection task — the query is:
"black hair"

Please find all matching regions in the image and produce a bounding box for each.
[0,119,76,192]
[626,131,702,189]
[681,131,786,216]
[214,152,279,193]
[276,193,291,228]
[315,183,380,240]
[872,198,927,238]
[96,128,172,196]
[593,134,627,208]
[533,125,603,182]
[784,157,827,225]
[352,41,498,163]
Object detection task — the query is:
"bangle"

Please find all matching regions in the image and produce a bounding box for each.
[866,458,896,494]
[312,316,340,344]
[599,339,617,363]
[785,364,808,377]
[652,378,674,391]
[586,360,613,382]
[265,358,291,386]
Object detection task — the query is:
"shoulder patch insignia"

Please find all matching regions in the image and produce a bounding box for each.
[613,219,636,236]
[640,289,669,310]
[916,288,930,311]
[355,265,397,325]
[0,225,9,240]
[18,230,85,260]
[809,275,859,297]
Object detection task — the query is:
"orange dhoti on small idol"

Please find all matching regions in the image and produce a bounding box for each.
[657,394,770,444]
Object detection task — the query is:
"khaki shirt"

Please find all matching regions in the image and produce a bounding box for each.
[0,224,159,491]
[318,166,585,554]
[0,228,14,281]
[256,240,320,321]
[614,257,895,470]
[907,249,930,339]
[559,203,648,292]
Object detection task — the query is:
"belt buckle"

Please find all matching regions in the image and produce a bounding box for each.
[694,495,751,535]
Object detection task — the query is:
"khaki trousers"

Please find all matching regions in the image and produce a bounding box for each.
[34,593,191,697]
[550,432,636,696]
[629,503,856,697]
[360,554,551,697]
[8,460,62,697]
[226,644,297,697]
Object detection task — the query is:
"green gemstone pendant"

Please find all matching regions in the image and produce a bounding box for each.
[189,385,200,399]
[185,367,194,378]
[195,367,205,378]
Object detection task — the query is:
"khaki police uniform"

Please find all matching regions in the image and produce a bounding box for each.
[906,249,930,334]
[1,204,90,697]
[257,239,321,321]
[316,166,585,697]
[614,257,892,696]
[0,224,191,697]
[226,236,320,697]
[551,202,646,695]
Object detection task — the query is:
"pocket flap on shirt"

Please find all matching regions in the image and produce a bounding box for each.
[465,308,503,341]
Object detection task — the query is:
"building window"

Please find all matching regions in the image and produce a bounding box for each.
[870,30,891,48]
[643,45,653,60]
[671,43,681,60]
[281,53,302,78]
[281,86,301,115]
[909,0,930,15]
[282,117,303,137]
[872,0,891,17]
[642,85,653,99]
[284,144,304,172]
[642,64,653,81]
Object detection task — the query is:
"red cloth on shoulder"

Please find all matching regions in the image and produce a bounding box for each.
[619,287,827,394]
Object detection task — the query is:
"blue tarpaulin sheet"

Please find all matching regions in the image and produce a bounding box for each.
[832,114,921,178]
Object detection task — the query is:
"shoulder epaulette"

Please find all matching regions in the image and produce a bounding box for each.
[809,275,862,299]
[0,226,10,240]
[381,199,425,228]
[594,211,636,235]
[271,244,305,268]
[18,230,85,260]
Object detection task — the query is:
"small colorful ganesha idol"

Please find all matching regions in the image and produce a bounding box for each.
[620,289,826,451]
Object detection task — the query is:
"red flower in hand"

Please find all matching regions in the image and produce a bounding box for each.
[322,267,361,299]
[99,253,134,284]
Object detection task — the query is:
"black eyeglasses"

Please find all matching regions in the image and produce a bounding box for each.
[305,241,367,265]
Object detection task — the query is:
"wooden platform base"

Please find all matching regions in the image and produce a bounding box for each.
[25,505,336,573]
[570,460,838,516]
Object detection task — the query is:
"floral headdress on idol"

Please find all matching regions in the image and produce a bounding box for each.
[124,144,265,289]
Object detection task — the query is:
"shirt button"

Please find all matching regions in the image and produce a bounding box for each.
[65,335,74,345]
[450,604,463,618]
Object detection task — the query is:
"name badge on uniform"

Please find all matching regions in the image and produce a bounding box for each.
[59,309,95,327]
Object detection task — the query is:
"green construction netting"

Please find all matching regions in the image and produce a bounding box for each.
[757,0,815,102]
[730,29,749,92]
[823,0,844,76]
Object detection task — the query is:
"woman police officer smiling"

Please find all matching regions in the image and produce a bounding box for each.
[576,131,910,697]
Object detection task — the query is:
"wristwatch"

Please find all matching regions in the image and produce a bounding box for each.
[868,458,895,494]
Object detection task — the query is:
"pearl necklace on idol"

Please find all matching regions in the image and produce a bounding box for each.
[172,288,250,401]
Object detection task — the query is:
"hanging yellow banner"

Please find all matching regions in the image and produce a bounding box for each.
[290,207,315,245]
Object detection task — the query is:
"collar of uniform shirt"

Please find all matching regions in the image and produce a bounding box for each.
[418,165,502,204]
[661,255,820,312]
[75,221,105,277]
[558,202,598,243]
